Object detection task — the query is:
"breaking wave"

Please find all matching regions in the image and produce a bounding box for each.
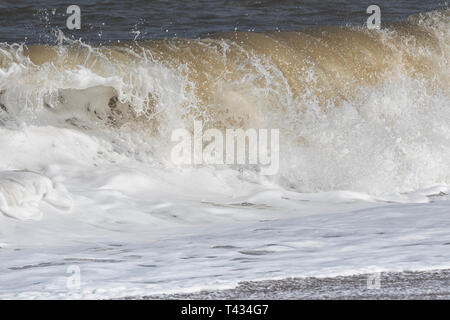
[0,9,449,195]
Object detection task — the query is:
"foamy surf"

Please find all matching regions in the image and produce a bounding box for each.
[0,8,449,299]
[0,170,72,220]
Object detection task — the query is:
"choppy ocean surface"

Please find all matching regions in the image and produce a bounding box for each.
[0,1,449,298]
[0,0,447,43]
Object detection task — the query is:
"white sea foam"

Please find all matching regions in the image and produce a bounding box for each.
[0,170,72,220]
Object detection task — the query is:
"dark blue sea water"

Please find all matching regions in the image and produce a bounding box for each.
[0,0,447,44]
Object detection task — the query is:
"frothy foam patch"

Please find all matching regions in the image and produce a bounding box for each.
[0,170,72,220]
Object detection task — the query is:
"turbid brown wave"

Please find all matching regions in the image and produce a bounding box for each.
[0,9,448,132]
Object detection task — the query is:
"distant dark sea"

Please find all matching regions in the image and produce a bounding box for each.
[0,0,447,44]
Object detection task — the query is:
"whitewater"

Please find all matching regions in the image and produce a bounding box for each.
[0,9,449,299]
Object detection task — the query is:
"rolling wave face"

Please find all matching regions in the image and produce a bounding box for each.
[0,9,449,194]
